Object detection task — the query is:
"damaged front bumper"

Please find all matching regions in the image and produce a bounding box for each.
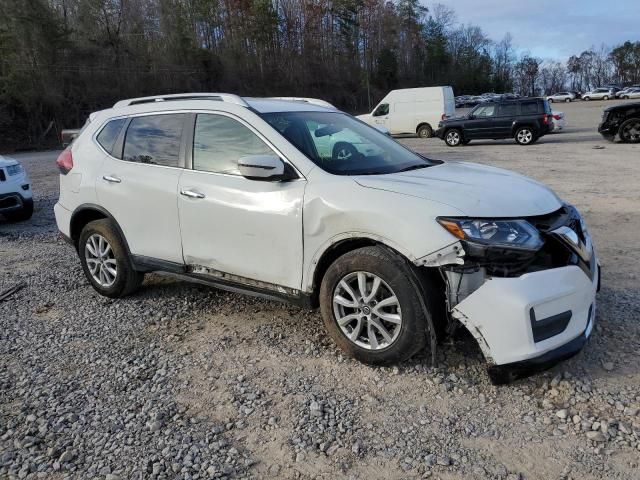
[423,205,600,383]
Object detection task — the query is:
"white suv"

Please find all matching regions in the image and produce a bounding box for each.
[0,155,33,222]
[54,93,599,383]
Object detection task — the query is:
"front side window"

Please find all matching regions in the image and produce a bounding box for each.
[96,118,126,156]
[261,111,435,175]
[473,105,496,117]
[193,114,273,175]
[123,114,185,167]
[373,103,389,116]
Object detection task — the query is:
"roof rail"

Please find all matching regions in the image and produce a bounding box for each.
[113,93,249,108]
[268,97,336,109]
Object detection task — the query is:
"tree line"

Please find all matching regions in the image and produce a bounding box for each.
[0,0,638,151]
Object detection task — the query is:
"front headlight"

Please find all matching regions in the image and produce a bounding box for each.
[437,217,543,251]
[6,164,24,176]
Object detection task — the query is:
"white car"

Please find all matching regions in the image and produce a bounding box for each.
[551,111,566,132]
[620,88,640,99]
[546,92,575,103]
[582,88,613,101]
[54,93,599,384]
[0,155,33,222]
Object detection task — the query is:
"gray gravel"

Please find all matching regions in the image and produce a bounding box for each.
[1,121,640,480]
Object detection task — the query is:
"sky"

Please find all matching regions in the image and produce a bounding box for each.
[441,0,640,60]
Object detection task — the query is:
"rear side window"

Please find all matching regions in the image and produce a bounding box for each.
[192,114,273,175]
[123,114,185,167]
[520,101,539,115]
[498,104,518,117]
[96,118,126,156]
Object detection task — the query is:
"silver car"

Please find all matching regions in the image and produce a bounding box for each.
[546,92,575,103]
[620,88,640,99]
[582,88,613,101]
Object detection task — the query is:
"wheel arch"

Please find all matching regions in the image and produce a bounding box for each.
[70,204,130,255]
[416,122,433,134]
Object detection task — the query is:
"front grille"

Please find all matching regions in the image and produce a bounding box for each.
[0,196,19,209]
[0,169,6,182]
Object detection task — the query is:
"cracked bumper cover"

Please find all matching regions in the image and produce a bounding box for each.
[451,260,599,372]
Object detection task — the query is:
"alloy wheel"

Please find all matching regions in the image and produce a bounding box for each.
[517,129,533,144]
[620,120,640,143]
[85,233,117,287]
[446,130,461,146]
[332,271,402,350]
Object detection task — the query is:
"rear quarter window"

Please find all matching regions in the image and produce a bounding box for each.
[96,118,126,157]
[520,101,540,115]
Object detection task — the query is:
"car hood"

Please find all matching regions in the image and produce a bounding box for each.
[0,155,18,168]
[354,161,563,217]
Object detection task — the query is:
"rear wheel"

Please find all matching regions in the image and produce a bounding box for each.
[565,98,571,103]
[444,128,462,146]
[319,246,436,366]
[548,98,554,103]
[603,95,610,100]
[417,124,433,138]
[584,96,591,101]
[618,118,640,143]
[79,219,144,298]
[515,127,535,145]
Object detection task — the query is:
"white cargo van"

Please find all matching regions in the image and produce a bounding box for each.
[357,87,455,138]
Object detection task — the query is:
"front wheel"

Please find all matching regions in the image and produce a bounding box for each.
[319,246,436,366]
[584,97,590,101]
[618,118,640,143]
[417,124,433,138]
[79,219,144,298]
[548,98,554,103]
[444,129,462,146]
[603,95,610,100]
[623,95,629,99]
[515,127,535,145]
[565,98,571,103]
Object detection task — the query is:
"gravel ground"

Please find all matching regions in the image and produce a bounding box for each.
[1,100,639,479]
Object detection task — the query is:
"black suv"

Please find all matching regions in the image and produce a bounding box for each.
[598,102,640,143]
[435,98,553,146]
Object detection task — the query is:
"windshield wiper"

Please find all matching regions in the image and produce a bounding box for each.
[397,164,430,172]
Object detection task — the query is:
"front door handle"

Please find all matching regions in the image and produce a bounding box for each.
[180,189,205,199]
[103,175,121,183]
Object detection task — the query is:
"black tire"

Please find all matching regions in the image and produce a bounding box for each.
[444,128,462,147]
[319,246,437,366]
[618,118,640,144]
[4,199,33,222]
[565,98,571,103]
[332,142,358,161]
[548,98,554,103]
[603,95,610,100]
[78,219,144,298]
[515,127,535,145]
[583,96,590,101]
[417,124,433,138]
[623,95,629,99]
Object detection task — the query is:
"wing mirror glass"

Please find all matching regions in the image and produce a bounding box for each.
[238,154,287,181]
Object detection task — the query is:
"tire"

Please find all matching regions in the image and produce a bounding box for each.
[548,98,554,103]
[332,142,358,161]
[603,95,609,100]
[565,98,571,103]
[618,118,640,144]
[417,124,433,138]
[4,199,33,222]
[584,96,590,101]
[444,128,462,147]
[319,246,437,366]
[623,95,629,99]
[78,219,144,298]
[515,127,535,145]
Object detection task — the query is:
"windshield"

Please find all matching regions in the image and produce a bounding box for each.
[260,111,435,175]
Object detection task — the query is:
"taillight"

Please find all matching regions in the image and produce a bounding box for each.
[56,148,74,175]
[441,113,446,120]
[553,114,562,120]
[542,115,549,125]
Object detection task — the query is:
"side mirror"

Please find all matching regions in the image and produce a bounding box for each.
[238,154,286,181]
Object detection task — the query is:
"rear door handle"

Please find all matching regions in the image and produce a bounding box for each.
[102,175,121,183]
[180,189,205,199]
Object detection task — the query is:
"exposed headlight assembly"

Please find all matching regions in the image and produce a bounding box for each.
[437,217,544,251]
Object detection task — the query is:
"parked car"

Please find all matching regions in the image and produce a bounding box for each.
[547,92,575,103]
[598,102,640,143]
[582,88,614,101]
[357,87,455,138]
[54,93,599,384]
[0,155,33,221]
[620,88,640,99]
[615,87,634,98]
[551,111,566,132]
[435,98,553,146]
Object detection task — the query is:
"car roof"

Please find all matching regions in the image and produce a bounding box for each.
[244,97,336,113]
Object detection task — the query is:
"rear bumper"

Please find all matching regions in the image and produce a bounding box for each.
[54,202,73,240]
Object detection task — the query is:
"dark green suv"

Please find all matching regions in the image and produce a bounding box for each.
[435,98,553,146]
